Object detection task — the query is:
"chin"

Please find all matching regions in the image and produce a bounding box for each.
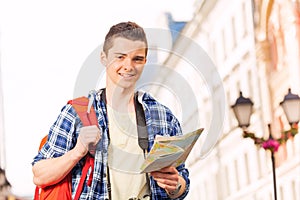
[115,83,135,90]
[116,80,137,89]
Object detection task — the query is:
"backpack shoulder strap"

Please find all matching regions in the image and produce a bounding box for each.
[134,92,149,152]
[134,91,152,198]
[68,96,98,200]
[68,96,98,127]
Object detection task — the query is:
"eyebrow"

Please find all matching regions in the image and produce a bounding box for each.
[134,55,146,60]
[114,52,127,56]
[114,53,146,59]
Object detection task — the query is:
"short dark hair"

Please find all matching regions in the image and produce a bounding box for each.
[103,21,148,55]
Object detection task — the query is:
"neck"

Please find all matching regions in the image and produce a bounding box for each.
[105,85,135,112]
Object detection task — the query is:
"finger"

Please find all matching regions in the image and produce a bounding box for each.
[154,177,177,186]
[152,171,179,183]
[151,170,178,181]
[84,125,98,129]
[154,178,177,190]
[81,125,100,134]
[156,182,167,189]
[82,130,101,139]
[159,166,177,173]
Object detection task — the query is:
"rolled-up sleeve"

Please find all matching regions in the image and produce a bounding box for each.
[32,104,78,165]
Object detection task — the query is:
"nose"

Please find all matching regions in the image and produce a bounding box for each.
[123,58,134,71]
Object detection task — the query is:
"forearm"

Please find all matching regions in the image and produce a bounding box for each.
[174,167,190,199]
[32,146,84,188]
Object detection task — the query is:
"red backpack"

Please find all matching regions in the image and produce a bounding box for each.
[34,97,98,200]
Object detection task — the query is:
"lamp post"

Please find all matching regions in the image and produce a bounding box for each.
[231,89,300,200]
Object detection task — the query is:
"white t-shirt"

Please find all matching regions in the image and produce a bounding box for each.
[107,105,149,199]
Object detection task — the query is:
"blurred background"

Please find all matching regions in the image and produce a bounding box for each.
[1,0,300,199]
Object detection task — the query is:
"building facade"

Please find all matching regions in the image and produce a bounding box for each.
[0,33,5,172]
[153,0,300,199]
[0,33,13,200]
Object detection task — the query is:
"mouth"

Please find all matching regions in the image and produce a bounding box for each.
[119,73,135,78]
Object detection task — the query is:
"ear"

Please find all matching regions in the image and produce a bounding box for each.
[100,51,107,66]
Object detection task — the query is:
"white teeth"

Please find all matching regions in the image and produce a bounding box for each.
[120,73,134,77]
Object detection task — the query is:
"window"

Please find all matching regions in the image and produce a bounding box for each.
[231,17,237,48]
[234,159,240,190]
[244,153,250,185]
[224,165,230,196]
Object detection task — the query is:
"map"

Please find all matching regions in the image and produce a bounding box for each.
[140,128,204,173]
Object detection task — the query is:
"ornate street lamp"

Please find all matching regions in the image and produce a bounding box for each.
[231,91,254,128]
[231,89,300,200]
[280,88,300,125]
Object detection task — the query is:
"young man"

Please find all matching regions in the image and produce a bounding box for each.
[32,21,190,199]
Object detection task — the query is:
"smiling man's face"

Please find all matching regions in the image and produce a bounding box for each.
[102,37,147,90]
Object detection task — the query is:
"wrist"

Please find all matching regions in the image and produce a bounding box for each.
[73,141,88,159]
[168,181,182,196]
[166,175,186,199]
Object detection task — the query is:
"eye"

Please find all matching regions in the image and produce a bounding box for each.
[117,55,125,60]
[133,56,145,63]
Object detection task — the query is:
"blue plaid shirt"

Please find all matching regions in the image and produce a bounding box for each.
[33,89,190,200]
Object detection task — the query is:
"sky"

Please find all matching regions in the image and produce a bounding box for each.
[0,0,196,197]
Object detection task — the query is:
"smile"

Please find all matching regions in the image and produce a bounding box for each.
[119,73,135,78]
